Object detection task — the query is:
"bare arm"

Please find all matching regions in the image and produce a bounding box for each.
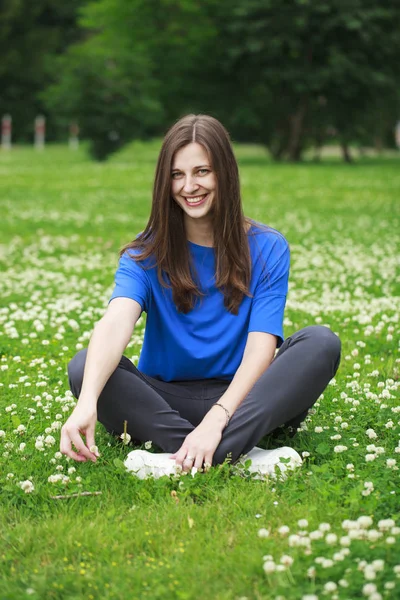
[60,297,142,462]
[207,331,277,425]
[173,331,277,470]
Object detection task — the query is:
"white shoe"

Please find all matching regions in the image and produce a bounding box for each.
[238,446,302,480]
[124,449,179,479]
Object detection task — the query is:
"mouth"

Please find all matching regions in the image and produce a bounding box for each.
[183,193,209,207]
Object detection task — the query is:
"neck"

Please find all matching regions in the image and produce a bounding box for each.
[184,215,214,247]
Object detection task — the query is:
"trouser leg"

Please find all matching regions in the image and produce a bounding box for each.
[67,350,199,453]
[213,326,341,465]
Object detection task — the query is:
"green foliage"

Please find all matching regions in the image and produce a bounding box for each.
[0,0,83,141]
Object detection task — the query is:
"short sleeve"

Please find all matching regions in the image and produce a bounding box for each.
[109,251,150,312]
[248,236,290,346]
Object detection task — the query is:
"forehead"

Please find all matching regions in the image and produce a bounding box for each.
[172,143,210,169]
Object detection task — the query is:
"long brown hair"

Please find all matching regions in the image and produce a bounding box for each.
[121,114,252,314]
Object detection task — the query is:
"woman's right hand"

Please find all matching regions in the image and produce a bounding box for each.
[60,403,99,462]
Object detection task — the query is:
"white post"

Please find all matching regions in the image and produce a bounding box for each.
[34,115,46,150]
[69,122,79,149]
[395,121,400,150]
[1,114,12,150]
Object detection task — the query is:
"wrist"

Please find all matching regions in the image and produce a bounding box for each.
[207,403,231,430]
[76,394,97,411]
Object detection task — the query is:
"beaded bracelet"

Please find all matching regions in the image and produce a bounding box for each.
[213,402,231,429]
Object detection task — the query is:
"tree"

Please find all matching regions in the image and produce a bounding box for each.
[0,0,83,141]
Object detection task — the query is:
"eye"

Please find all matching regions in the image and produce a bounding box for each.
[171,172,182,179]
[198,169,210,176]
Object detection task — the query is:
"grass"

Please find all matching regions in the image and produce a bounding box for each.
[0,142,400,600]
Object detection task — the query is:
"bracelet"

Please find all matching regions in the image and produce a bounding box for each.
[213,402,231,429]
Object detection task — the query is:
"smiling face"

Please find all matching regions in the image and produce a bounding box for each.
[171,143,217,238]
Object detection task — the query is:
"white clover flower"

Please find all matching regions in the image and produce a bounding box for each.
[297,519,309,528]
[288,534,301,547]
[319,522,331,532]
[322,559,334,568]
[144,440,152,450]
[346,464,354,471]
[258,528,270,538]
[391,527,400,535]
[16,424,26,434]
[367,530,382,542]
[365,454,376,462]
[6,473,14,479]
[119,433,131,445]
[357,516,373,529]
[44,435,56,447]
[48,474,63,483]
[0,430,5,438]
[334,445,347,453]
[386,459,396,468]
[324,582,337,592]
[378,519,395,531]
[325,533,338,545]
[372,560,384,571]
[366,429,377,439]
[278,525,290,535]
[19,480,34,493]
[280,555,294,567]
[262,560,276,574]
[386,537,396,544]
[339,579,349,587]
[306,567,316,578]
[364,566,376,580]
[340,536,351,547]
[302,594,318,600]
[314,427,323,433]
[384,582,395,590]
[362,583,377,596]
[385,420,394,429]
[310,530,323,540]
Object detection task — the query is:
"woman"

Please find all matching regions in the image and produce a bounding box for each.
[61,114,341,478]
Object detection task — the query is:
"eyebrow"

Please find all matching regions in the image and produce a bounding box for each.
[171,164,211,171]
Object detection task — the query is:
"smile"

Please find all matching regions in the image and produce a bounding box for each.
[184,194,209,207]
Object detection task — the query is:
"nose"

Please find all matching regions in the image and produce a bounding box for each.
[182,174,199,193]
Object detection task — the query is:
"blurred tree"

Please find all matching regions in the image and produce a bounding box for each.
[0,0,83,141]
[44,0,217,158]
[40,0,400,160]
[217,0,400,161]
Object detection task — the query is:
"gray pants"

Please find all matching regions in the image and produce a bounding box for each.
[68,325,341,465]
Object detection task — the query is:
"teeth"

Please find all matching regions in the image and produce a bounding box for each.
[186,194,207,204]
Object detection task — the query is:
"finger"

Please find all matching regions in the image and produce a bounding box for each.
[85,429,99,457]
[194,453,204,471]
[60,431,87,462]
[182,452,196,473]
[71,432,97,462]
[203,453,213,472]
[174,447,188,469]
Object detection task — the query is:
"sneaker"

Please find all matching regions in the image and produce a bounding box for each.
[124,449,179,479]
[238,446,302,480]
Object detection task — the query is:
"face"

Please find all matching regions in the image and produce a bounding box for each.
[171,143,216,222]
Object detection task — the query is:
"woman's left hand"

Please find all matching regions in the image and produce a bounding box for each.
[170,416,224,473]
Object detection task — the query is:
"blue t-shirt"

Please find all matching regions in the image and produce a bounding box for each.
[110,222,289,382]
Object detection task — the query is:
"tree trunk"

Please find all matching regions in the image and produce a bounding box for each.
[340,141,353,163]
[286,98,308,161]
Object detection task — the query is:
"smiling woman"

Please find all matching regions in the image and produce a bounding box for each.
[61,114,341,478]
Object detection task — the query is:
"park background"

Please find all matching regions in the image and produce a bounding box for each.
[1,1,400,599]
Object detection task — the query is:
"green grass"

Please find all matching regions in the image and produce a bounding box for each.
[0,142,400,600]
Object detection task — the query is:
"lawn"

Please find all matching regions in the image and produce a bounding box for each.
[0,142,399,600]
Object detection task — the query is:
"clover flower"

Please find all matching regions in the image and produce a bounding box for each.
[19,480,34,493]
